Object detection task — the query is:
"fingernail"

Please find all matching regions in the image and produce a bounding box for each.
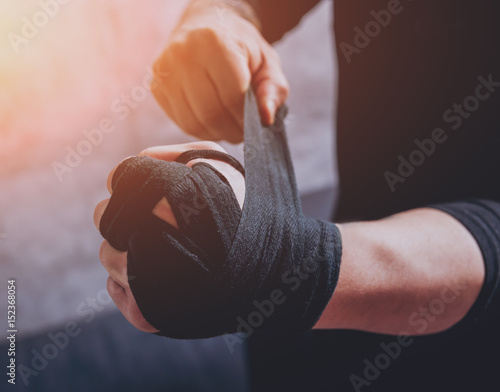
[266,99,276,124]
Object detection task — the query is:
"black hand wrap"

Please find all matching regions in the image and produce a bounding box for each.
[99,90,342,339]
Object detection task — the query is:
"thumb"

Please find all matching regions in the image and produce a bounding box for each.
[251,56,289,126]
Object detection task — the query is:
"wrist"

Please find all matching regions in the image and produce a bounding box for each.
[187,0,262,30]
[215,0,261,30]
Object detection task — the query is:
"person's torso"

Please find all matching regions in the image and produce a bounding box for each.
[334,0,500,222]
[250,2,500,391]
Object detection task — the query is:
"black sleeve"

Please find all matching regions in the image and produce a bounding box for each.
[429,199,500,328]
[246,0,322,43]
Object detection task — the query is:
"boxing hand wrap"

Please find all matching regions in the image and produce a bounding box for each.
[99,90,342,339]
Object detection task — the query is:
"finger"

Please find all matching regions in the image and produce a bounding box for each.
[105,156,135,195]
[99,240,129,290]
[183,64,244,144]
[94,199,109,230]
[106,276,159,333]
[150,56,171,92]
[106,274,127,297]
[251,45,289,126]
[151,73,177,122]
[160,83,215,141]
[153,52,214,141]
[151,49,187,128]
[103,141,228,234]
[205,40,250,129]
[138,141,226,161]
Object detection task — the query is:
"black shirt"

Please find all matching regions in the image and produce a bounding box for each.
[246,1,500,391]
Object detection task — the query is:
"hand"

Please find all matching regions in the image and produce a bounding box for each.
[93,141,245,332]
[151,0,289,143]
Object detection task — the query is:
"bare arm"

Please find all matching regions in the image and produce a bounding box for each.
[152,0,289,143]
[314,208,485,335]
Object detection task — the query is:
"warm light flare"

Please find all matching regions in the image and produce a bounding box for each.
[0,2,26,67]
[0,0,182,176]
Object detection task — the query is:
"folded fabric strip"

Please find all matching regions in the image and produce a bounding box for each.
[100,90,342,339]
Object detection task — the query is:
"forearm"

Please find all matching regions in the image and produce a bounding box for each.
[314,208,485,335]
[180,0,321,44]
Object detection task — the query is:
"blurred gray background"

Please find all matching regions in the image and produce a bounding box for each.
[0,0,337,390]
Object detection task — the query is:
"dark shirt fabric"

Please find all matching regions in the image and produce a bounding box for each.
[247,1,500,391]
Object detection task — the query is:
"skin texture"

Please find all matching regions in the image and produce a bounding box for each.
[314,210,485,335]
[150,0,289,143]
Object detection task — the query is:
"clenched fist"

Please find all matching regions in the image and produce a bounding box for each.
[93,141,246,333]
[151,0,289,143]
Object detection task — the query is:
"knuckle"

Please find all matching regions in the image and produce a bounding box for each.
[106,277,117,296]
[165,40,186,58]
[186,27,221,46]
[106,276,122,296]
